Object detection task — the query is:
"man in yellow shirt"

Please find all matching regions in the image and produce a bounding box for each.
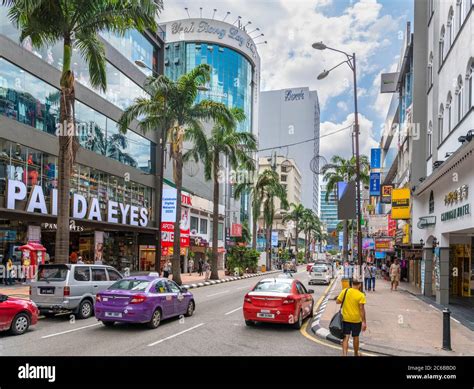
[336,279,367,356]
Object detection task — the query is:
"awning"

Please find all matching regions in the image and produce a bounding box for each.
[19,242,46,251]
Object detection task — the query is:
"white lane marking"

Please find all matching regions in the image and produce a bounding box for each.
[147,323,205,346]
[236,286,250,290]
[451,317,460,324]
[41,323,101,339]
[225,307,242,315]
[207,290,230,297]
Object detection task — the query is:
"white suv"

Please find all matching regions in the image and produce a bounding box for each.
[308,264,332,285]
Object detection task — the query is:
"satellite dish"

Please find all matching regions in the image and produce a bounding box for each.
[184,160,200,177]
[310,155,328,174]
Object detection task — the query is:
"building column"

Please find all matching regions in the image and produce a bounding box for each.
[436,247,450,306]
[423,247,433,297]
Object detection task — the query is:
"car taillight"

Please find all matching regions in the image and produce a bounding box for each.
[63,286,70,296]
[283,298,295,305]
[96,294,101,302]
[244,295,252,303]
[130,294,147,304]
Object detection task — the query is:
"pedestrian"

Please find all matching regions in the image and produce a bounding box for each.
[188,258,194,276]
[163,261,171,279]
[6,257,14,286]
[363,262,372,291]
[204,261,210,281]
[369,262,377,292]
[336,278,367,356]
[69,251,78,263]
[77,256,84,264]
[390,259,401,291]
[198,258,203,276]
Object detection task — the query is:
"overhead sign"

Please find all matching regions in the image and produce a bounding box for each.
[6,180,149,227]
[381,185,393,204]
[375,238,394,251]
[391,188,411,219]
[368,214,388,236]
[388,215,397,237]
[369,173,381,196]
[337,181,357,219]
[380,72,399,93]
[370,148,381,169]
[362,238,375,250]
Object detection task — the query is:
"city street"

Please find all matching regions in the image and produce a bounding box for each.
[0,270,338,356]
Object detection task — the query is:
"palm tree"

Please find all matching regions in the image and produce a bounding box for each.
[321,154,369,260]
[184,108,257,280]
[234,174,261,250]
[254,169,288,270]
[282,203,306,254]
[4,0,161,263]
[118,64,235,284]
[301,209,321,262]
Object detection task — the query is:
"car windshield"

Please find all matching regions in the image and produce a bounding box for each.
[253,280,292,294]
[37,265,68,281]
[109,279,150,291]
[312,265,327,272]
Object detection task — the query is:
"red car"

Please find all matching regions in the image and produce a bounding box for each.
[243,278,314,329]
[0,294,39,335]
[306,263,315,273]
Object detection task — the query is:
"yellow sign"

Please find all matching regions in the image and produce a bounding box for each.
[391,188,411,219]
[402,224,410,244]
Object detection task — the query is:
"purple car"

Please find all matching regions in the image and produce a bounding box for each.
[95,276,195,328]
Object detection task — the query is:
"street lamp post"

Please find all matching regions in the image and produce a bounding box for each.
[135,60,165,271]
[312,42,364,281]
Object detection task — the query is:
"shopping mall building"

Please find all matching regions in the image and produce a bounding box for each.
[0,11,261,273]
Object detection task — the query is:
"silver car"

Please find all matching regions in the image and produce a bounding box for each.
[30,264,123,319]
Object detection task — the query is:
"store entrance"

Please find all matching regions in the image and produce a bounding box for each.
[450,244,472,298]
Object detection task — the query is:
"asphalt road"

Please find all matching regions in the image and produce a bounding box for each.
[0,269,339,356]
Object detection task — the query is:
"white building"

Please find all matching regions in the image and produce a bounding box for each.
[412,0,474,305]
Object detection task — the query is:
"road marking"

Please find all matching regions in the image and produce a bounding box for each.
[207,290,230,297]
[451,317,460,324]
[236,286,250,290]
[147,323,205,346]
[41,323,101,339]
[225,307,242,315]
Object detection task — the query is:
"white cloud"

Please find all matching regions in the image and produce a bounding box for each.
[319,113,378,160]
[337,101,349,111]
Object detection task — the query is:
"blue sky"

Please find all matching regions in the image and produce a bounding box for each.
[161,0,414,160]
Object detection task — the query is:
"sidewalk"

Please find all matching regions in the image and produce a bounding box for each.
[314,277,474,356]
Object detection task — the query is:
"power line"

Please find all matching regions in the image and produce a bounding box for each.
[257,123,354,153]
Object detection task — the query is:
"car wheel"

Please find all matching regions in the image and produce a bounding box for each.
[184,301,195,317]
[147,309,161,329]
[10,313,30,335]
[293,311,303,330]
[101,321,115,327]
[77,299,93,320]
[245,320,255,326]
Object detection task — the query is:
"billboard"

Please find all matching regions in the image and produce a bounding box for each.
[380,72,399,93]
[337,181,357,219]
[391,188,411,219]
[230,224,242,237]
[369,173,381,196]
[362,238,375,250]
[271,231,279,247]
[370,148,381,169]
[375,238,394,251]
[368,214,389,236]
[381,185,393,204]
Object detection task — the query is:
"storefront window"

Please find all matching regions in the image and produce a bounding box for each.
[0,138,154,222]
[0,58,153,173]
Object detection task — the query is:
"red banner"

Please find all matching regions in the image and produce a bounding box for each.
[161,222,190,248]
[230,223,242,237]
[388,215,397,237]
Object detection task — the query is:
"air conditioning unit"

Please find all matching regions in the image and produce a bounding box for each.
[433,160,443,169]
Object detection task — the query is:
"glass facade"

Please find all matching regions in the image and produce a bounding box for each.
[320,188,339,231]
[100,30,157,77]
[0,7,148,111]
[0,58,153,173]
[165,42,253,133]
[0,138,154,222]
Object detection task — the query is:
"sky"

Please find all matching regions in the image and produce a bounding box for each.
[159,0,414,161]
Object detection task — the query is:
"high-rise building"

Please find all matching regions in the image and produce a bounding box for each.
[258,88,320,214]
[411,0,474,306]
[319,184,339,233]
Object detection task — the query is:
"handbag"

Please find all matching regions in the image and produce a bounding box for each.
[329,288,349,339]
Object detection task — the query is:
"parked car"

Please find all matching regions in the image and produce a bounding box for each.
[95,276,195,329]
[30,264,123,319]
[0,294,39,335]
[243,278,314,329]
[308,264,332,285]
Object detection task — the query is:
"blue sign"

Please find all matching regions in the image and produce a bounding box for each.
[371,148,381,169]
[271,231,279,247]
[375,251,386,259]
[257,237,266,252]
[338,232,343,249]
[370,172,381,196]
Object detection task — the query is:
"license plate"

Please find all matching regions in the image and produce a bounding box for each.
[257,313,275,319]
[105,312,122,318]
[40,288,55,295]
[314,273,322,276]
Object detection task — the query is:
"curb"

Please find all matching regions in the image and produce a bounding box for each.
[182,270,281,290]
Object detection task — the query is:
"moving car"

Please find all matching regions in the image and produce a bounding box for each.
[0,294,39,335]
[30,264,123,319]
[95,276,195,329]
[243,278,314,329]
[308,263,332,285]
[306,262,315,273]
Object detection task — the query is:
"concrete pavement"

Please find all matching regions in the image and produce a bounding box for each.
[0,269,339,356]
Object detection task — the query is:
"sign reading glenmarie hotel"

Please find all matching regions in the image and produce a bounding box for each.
[4,180,149,227]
